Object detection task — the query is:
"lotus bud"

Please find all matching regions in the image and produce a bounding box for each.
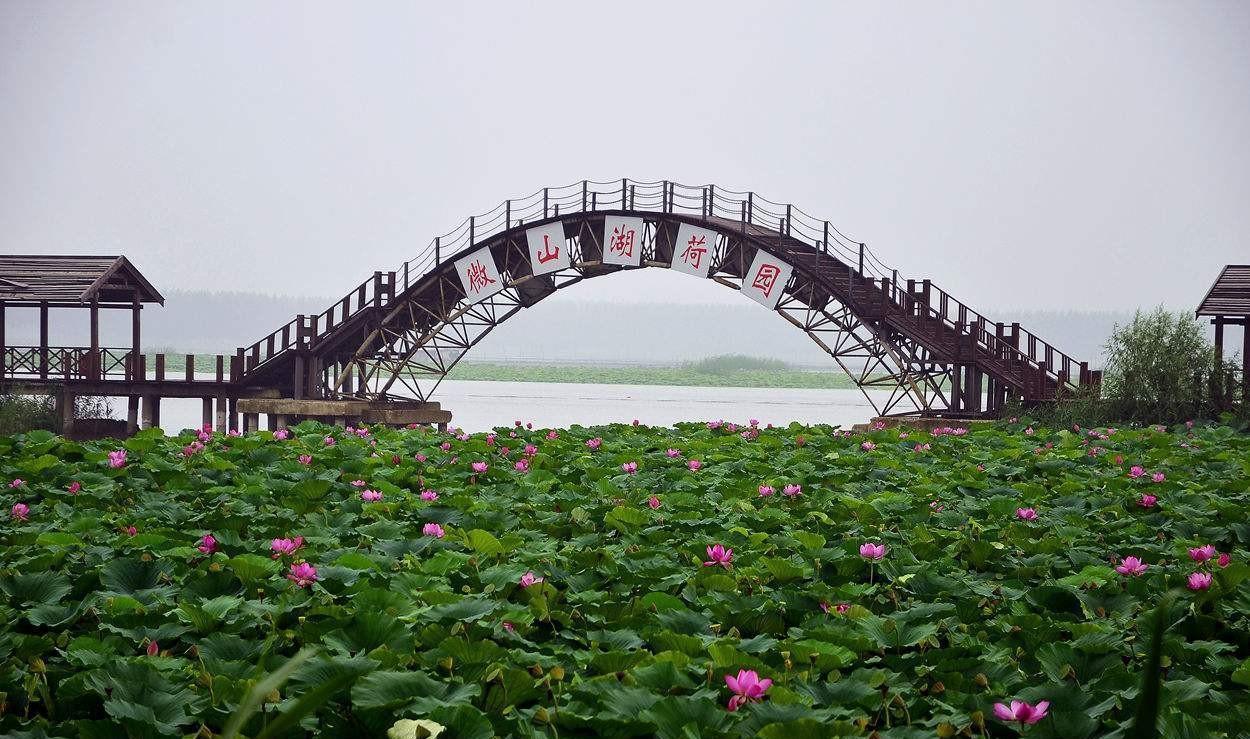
[549,666,565,682]
[974,673,988,688]
[529,664,544,678]
[438,657,453,672]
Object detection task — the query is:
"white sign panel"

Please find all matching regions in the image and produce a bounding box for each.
[741,249,793,309]
[525,223,570,276]
[602,216,644,267]
[670,223,716,278]
[454,246,504,305]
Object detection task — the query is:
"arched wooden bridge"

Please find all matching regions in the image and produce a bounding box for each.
[232,179,1098,418]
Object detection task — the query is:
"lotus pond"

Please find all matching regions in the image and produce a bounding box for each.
[1,419,1249,738]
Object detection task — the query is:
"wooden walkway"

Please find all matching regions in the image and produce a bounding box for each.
[3,180,1102,432]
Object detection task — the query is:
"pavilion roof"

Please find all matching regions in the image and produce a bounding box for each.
[0,255,164,305]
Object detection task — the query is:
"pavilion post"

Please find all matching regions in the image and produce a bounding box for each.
[1243,320,1249,409]
[89,294,100,380]
[131,294,141,381]
[0,300,6,380]
[39,301,49,379]
[1213,318,1224,409]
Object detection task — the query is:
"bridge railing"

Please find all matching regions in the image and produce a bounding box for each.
[395,179,893,288]
[233,178,1092,399]
[238,270,398,376]
[883,278,1091,392]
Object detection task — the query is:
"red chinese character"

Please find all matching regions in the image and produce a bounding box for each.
[751,263,782,298]
[536,234,561,265]
[608,225,636,258]
[465,260,496,294]
[680,235,707,269]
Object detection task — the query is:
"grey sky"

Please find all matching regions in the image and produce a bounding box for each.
[2,1,1248,312]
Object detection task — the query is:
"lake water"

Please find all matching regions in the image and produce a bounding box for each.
[147,380,891,434]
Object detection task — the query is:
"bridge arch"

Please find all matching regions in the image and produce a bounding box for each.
[238,180,1094,417]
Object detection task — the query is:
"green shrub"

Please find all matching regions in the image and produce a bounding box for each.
[682,354,788,375]
[1099,307,1221,423]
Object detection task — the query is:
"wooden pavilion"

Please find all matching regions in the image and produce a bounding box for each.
[0,255,164,381]
[1196,264,1250,409]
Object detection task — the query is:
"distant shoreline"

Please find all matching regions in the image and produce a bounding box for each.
[148,355,861,390]
[444,362,859,389]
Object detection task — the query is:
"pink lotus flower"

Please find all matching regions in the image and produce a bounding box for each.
[440,442,452,451]
[360,489,383,502]
[1128,465,1145,479]
[273,429,290,440]
[688,459,702,471]
[647,495,661,510]
[586,438,602,450]
[502,621,514,632]
[519,571,544,588]
[725,669,771,711]
[632,419,640,426]
[1138,494,1158,508]
[859,542,886,561]
[913,443,931,452]
[288,562,318,587]
[197,534,218,554]
[1115,556,1148,576]
[749,418,759,427]
[621,461,638,474]
[929,500,944,512]
[323,436,336,446]
[524,444,538,456]
[270,536,303,558]
[546,430,559,440]
[861,441,876,451]
[1189,544,1216,563]
[758,485,775,497]
[783,484,802,497]
[514,459,529,472]
[666,448,682,458]
[1187,572,1213,591]
[471,461,489,474]
[108,450,127,468]
[420,489,439,501]
[227,429,241,437]
[1218,552,1231,568]
[703,544,733,569]
[415,453,427,462]
[1024,427,1034,436]
[423,522,445,538]
[993,700,1050,726]
[834,602,850,614]
[1151,472,1165,483]
[707,420,722,430]
[125,525,138,537]
[68,481,81,494]
[351,480,367,487]
[819,601,831,614]
[9,478,23,488]
[298,454,313,465]
[146,640,160,657]
[1016,507,1038,521]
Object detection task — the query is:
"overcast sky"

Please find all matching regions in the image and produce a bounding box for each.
[2,1,1248,313]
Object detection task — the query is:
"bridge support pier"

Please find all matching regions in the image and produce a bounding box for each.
[141,395,160,429]
[228,397,238,433]
[126,396,139,435]
[201,398,213,431]
[242,412,259,433]
[56,389,75,438]
[214,395,227,433]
